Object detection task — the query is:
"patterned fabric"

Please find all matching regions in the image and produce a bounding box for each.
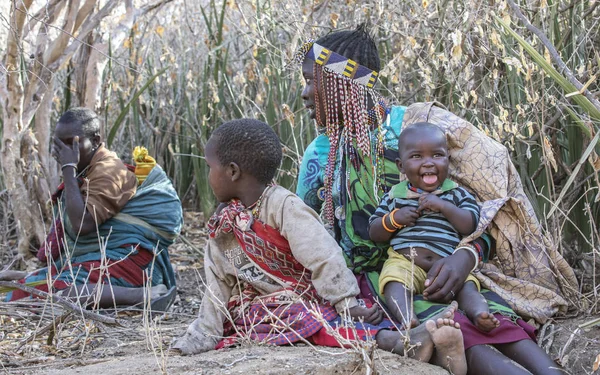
[401,102,578,322]
[216,302,338,347]
[296,134,329,213]
[295,40,379,88]
[370,180,480,257]
[207,198,321,302]
[7,244,155,301]
[216,296,397,349]
[207,196,392,348]
[6,164,182,302]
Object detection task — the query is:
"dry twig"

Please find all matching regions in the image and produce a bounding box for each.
[0,281,123,326]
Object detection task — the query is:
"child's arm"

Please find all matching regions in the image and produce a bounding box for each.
[417,190,479,235]
[369,206,419,241]
[368,194,419,242]
[173,240,235,355]
[278,194,362,314]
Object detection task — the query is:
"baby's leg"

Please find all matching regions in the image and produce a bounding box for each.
[383,281,419,328]
[456,281,499,332]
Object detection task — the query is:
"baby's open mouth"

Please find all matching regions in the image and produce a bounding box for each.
[422,172,438,185]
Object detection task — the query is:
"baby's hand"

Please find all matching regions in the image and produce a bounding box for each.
[394,206,419,227]
[417,193,447,214]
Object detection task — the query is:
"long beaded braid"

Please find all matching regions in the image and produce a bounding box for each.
[316,66,338,224]
[368,93,389,192]
[317,66,388,225]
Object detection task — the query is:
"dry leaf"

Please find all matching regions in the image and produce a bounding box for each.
[470,90,478,105]
[543,136,558,172]
[450,31,463,62]
[544,47,552,64]
[282,103,295,127]
[589,153,600,172]
[155,25,164,37]
[593,353,600,372]
[330,13,339,28]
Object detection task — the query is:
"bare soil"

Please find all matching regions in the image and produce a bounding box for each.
[1,211,599,375]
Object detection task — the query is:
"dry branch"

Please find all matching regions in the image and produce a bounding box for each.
[0,280,123,326]
[22,0,64,40]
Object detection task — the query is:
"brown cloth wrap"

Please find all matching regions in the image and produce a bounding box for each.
[80,144,138,225]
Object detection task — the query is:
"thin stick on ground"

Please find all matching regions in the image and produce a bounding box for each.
[16,312,73,351]
[0,281,123,326]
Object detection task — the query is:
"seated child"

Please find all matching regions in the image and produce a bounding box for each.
[369,122,499,333]
[173,119,468,375]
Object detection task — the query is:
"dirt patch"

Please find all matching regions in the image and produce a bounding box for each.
[27,347,448,375]
[543,315,600,374]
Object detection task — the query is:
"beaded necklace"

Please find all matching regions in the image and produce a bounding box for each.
[248,184,274,218]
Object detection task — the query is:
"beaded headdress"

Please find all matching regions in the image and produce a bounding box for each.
[296,41,380,88]
[296,39,389,224]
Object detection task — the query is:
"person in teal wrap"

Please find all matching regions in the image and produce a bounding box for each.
[295,25,568,374]
[6,108,182,311]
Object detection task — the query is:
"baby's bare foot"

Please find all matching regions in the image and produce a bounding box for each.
[408,316,420,328]
[405,300,458,328]
[376,324,433,363]
[423,300,458,321]
[377,302,460,363]
[426,318,467,375]
[474,311,500,332]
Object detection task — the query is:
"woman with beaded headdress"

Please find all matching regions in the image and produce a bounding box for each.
[295,24,575,374]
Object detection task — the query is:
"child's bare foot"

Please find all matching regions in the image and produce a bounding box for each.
[427,300,458,321]
[402,300,458,329]
[427,318,467,375]
[473,311,500,332]
[376,301,459,362]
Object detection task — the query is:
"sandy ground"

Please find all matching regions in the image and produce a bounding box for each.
[28,347,449,375]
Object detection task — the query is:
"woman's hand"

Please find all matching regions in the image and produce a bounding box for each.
[52,136,80,168]
[347,304,383,325]
[422,248,475,302]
